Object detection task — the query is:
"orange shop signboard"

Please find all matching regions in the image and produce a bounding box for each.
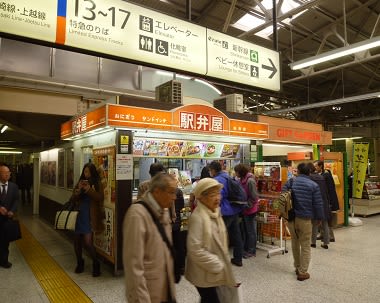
[257,115,332,145]
[61,104,268,140]
[61,106,106,139]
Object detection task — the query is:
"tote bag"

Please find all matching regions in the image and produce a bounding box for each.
[216,285,243,303]
[3,219,22,242]
[55,210,78,231]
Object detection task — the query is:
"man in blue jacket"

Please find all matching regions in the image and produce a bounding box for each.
[209,161,244,267]
[282,162,324,281]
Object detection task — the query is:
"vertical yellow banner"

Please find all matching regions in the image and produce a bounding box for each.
[352,143,369,198]
[312,144,319,160]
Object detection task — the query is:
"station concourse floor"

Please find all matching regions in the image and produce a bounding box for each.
[1,204,380,303]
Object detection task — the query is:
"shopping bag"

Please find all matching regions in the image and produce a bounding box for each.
[3,219,22,242]
[216,284,243,303]
[55,210,78,231]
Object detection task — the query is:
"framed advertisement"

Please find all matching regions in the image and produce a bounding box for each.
[58,149,65,188]
[66,148,74,189]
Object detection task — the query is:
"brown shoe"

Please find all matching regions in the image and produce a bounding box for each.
[297,272,310,281]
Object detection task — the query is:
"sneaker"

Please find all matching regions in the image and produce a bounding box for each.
[321,244,328,249]
[231,258,243,267]
[297,272,310,281]
[310,244,316,248]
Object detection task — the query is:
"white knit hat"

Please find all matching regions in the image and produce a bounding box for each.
[193,178,223,199]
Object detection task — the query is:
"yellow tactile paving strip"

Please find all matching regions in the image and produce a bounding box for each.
[16,223,93,303]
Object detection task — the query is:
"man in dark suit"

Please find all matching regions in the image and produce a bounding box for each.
[0,163,20,268]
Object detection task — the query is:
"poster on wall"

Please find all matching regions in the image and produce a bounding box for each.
[204,143,223,158]
[94,207,114,261]
[40,161,56,186]
[182,142,205,158]
[93,146,116,206]
[66,148,74,189]
[58,149,65,188]
[93,146,116,263]
[221,144,240,158]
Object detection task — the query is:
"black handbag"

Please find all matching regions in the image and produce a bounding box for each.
[3,219,22,242]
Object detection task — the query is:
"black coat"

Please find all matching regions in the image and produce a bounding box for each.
[310,173,331,220]
[322,171,340,211]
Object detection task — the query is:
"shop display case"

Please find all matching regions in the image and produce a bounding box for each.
[352,178,380,216]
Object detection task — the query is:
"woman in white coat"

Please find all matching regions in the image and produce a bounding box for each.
[185,178,237,303]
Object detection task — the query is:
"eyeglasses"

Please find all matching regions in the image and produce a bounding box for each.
[165,189,177,196]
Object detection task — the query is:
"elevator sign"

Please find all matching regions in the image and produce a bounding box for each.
[64,0,207,74]
[1,0,280,91]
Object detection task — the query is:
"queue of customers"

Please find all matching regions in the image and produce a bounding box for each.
[122,159,339,302]
[0,159,339,302]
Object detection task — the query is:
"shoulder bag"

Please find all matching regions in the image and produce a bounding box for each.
[3,218,22,242]
[136,200,181,284]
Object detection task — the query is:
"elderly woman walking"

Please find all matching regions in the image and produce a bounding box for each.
[185,178,238,303]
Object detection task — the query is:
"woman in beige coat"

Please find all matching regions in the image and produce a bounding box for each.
[185,178,237,302]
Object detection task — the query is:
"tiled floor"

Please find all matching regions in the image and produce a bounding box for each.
[1,204,380,303]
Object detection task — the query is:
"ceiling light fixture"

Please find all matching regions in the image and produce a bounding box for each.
[0,150,22,154]
[262,91,380,115]
[289,36,380,70]
[0,125,8,133]
[332,137,363,141]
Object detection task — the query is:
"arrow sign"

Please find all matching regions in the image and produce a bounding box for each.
[262,58,277,79]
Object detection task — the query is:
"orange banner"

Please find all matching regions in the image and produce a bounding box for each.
[61,104,269,140]
[229,119,268,139]
[108,104,172,130]
[61,106,106,139]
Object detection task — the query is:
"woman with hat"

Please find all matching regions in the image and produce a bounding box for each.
[185,178,238,302]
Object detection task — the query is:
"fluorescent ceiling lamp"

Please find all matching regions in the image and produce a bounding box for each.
[0,150,22,154]
[290,36,380,70]
[345,115,380,123]
[263,143,309,148]
[332,137,363,141]
[262,91,380,114]
[0,125,8,133]
[156,70,191,80]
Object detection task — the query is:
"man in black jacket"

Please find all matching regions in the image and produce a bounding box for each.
[0,163,20,268]
[314,160,340,242]
[307,163,331,249]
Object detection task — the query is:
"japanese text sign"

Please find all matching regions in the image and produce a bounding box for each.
[352,142,369,198]
[1,0,280,91]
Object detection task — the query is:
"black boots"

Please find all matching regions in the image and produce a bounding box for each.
[92,259,101,277]
[75,258,84,273]
[75,258,101,277]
